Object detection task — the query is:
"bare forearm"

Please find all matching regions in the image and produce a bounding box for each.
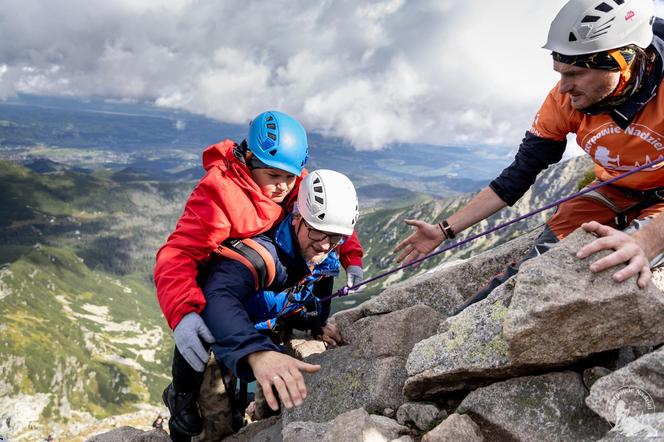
[448,187,508,234]
[632,213,664,261]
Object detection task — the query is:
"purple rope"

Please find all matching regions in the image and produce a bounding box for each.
[318,156,664,305]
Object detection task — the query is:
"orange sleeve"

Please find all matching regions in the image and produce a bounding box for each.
[530,83,579,142]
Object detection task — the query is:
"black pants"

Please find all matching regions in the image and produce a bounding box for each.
[171,346,206,393]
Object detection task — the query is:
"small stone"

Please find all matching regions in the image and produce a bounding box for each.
[396,402,444,432]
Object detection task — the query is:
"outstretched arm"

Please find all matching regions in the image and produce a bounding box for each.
[394,187,508,264]
[577,215,664,288]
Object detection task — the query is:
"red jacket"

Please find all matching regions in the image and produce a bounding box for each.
[154,140,363,329]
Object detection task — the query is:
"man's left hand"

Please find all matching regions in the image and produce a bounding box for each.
[577,221,651,288]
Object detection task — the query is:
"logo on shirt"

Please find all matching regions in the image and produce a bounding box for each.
[582,123,664,171]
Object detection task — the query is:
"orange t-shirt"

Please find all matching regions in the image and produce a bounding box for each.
[531,80,664,190]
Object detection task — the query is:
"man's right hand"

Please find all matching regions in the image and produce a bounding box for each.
[173,312,216,372]
[394,219,445,264]
[247,351,321,411]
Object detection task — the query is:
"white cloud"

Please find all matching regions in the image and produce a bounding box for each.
[0,0,661,151]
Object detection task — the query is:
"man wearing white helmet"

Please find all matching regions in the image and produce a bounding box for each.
[397,0,664,302]
[167,169,359,438]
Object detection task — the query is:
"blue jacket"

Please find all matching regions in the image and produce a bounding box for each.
[201,213,340,381]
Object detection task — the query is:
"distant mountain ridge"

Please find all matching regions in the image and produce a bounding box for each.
[0,95,504,198]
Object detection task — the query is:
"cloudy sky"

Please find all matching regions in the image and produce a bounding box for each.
[1,0,663,151]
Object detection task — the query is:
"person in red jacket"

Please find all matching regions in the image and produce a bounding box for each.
[154,111,364,434]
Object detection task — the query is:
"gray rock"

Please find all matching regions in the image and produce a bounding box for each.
[223,416,282,442]
[396,402,445,431]
[357,230,539,318]
[86,427,169,442]
[282,346,407,425]
[282,420,328,442]
[404,283,549,399]
[504,229,664,366]
[586,347,664,423]
[343,305,443,358]
[282,408,409,442]
[583,366,612,390]
[421,413,483,442]
[599,412,664,441]
[456,371,610,442]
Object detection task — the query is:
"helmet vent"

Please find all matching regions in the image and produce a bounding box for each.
[268,149,278,156]
[581,15,601,23]
[267,132,276,141]
[595,2,613,12]
[569,32,578,42]
[613,0,624,5]
[266,115,274,122]
[313,177,321,185]
[314,186,323,192]
[315,196,324,204]
[317,213,325,220]
[267,123,276,129]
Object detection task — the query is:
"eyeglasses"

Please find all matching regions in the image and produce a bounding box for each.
[302,219,346,245]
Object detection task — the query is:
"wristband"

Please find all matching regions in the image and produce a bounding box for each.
[438,219,456,239]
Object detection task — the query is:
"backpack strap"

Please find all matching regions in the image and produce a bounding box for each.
[214,238,276,290]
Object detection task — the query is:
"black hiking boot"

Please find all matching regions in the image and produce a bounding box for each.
[162,383,203,437]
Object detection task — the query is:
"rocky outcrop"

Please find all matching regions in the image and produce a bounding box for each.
[91,224,664,441]
[586,346,664,423]
[281,346,407,425]
[456,371,610,441]
[504,229,664,365]
[86,426,169,441]
[421,413,483,442]
[395,402,445,432]
[282,408,410,442]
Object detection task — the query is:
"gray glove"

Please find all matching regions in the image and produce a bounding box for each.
[174,312,215,372]
[346,265,365,293]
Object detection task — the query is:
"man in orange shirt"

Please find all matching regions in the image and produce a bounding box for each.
[396,0,664,304]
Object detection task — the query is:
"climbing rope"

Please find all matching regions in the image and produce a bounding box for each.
[318,156,664,305]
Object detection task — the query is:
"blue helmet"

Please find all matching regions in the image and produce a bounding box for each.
[247,110,309,176]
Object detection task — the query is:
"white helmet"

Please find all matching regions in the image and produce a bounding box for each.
[297,169,359,236]
[543,0,655,56]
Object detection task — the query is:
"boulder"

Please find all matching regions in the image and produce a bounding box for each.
[86,427,169,442]
[421,413,483,442]
[223,416,282,442]
[341,305,443,358]
[586,347,664,423]
[456,371,609,442]
[282,408,409,442]
[504,229,664,366]
[282,346,407,425]
[404,282,550,399]
[395,402,445,431]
